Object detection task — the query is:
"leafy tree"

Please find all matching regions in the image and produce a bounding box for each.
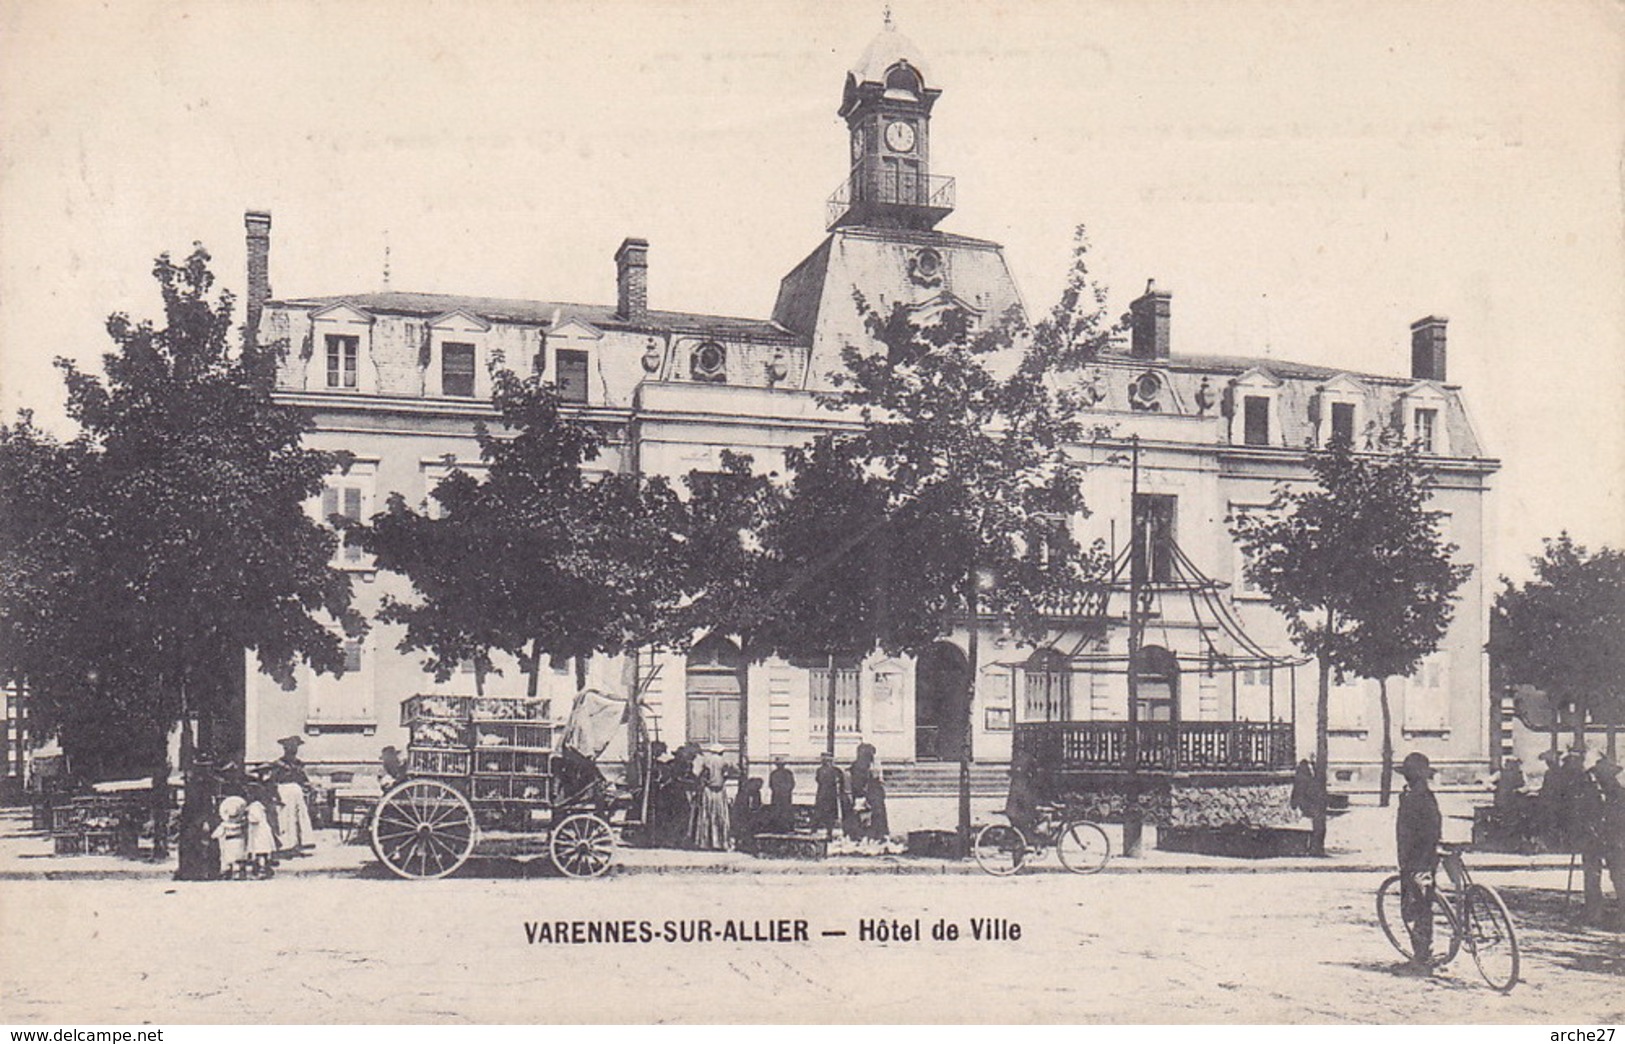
[354,371,686,704]
[766,283,1111,852]
[1491,534,1625,750]
[1229,436,1469,850]
[1029,224,1123,371]
[670,451,785,771]
[0,247,359,837]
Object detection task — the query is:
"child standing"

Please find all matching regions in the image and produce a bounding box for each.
[245,783,278,879]
[212,794,249,880]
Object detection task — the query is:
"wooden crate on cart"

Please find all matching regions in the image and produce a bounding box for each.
[372,693,617,880]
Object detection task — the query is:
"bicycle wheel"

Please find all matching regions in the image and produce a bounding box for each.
[1463,883,1520,992]
[973,823,1028,876]
[1055,820,1111,874]
[1376,874,1460,966]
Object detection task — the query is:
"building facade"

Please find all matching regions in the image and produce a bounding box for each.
[244,21,1498,795]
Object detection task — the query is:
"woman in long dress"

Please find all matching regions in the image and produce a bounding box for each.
[864,766,890,842]
[813,751,846,836]
[689,745,732,851]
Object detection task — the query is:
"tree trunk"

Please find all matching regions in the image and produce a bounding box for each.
[1312,637,1332,857]
[525,638,542,700]
[175,717,214,880]
[734,633,751,777]
[575,655,588,692]
[149,725,172,862]
[1378,676,1394,808]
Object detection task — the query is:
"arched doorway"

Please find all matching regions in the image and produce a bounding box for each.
[915,641,968,760]
[686,635,742,754]
[1135,645,1180,723]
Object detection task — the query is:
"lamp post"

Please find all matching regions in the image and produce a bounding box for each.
[1124,435,1145,857]
[959,562,998,856]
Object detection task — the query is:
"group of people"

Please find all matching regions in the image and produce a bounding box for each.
[639,742,891,851]
[642,741,738,851]
[1396,745,1625,970]
[1496,747,1625,920]
[812,744,890,843]
[180,735,317,881]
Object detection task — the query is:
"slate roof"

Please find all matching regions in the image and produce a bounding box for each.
[1157,352,1412,386]
[274,291,801,344]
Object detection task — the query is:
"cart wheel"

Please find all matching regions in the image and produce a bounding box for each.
[550,812,615,878]
[370,778,476,880]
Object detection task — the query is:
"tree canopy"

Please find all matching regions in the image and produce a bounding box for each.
[0,247,358,776]
[1229,435,1469,835]
[354,371,686,697]
[1491,534,1625,730]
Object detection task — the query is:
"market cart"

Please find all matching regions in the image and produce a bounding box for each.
[370,689,646,880]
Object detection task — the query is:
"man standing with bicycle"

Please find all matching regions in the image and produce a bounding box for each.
[1397,752,1443,972]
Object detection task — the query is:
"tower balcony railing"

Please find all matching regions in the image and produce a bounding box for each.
[827,163,956,230]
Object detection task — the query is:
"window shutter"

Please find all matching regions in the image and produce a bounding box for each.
[343,487,362,521]
[322,488,338,521]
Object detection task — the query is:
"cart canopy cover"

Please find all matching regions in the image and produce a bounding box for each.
[562,688,630,763]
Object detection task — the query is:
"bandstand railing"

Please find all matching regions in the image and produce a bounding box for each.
[1013,720,1295,774]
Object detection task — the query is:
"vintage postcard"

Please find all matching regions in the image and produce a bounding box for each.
[0,0,1621,1027]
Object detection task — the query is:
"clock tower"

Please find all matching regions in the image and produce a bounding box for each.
[829,15,954,231]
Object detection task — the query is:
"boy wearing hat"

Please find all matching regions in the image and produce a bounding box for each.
[1396,751,1442,971]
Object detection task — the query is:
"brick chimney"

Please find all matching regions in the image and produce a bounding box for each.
[1410,315,1447,382]
[244,210,272,349]
[615,237,649,322]
[1129,279,1171,360]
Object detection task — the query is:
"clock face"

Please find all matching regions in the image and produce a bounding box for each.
[884,120,915,153]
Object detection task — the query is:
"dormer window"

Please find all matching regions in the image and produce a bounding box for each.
[1227,368,1284,448]
[308,302,375,394]
[1243,396,1270,445]
[1400,382,1450,456]
[1331,402,1356,444]
[425,310,491,401]
[1314,374,1366,449]
[1415,408,1438,454]
[441,343,476,398]
[326,335,358,390]
[556,349,590,404]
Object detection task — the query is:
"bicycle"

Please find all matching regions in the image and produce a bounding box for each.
[973,805,1111,876]
[1376,840,1520,992]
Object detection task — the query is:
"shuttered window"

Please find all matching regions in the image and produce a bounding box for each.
[556,349,589,404]
[1243,395,1271,446]
[810,666,861,735]
[442,342,476,398]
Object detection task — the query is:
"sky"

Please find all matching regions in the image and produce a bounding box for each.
[1,0,1620,580]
